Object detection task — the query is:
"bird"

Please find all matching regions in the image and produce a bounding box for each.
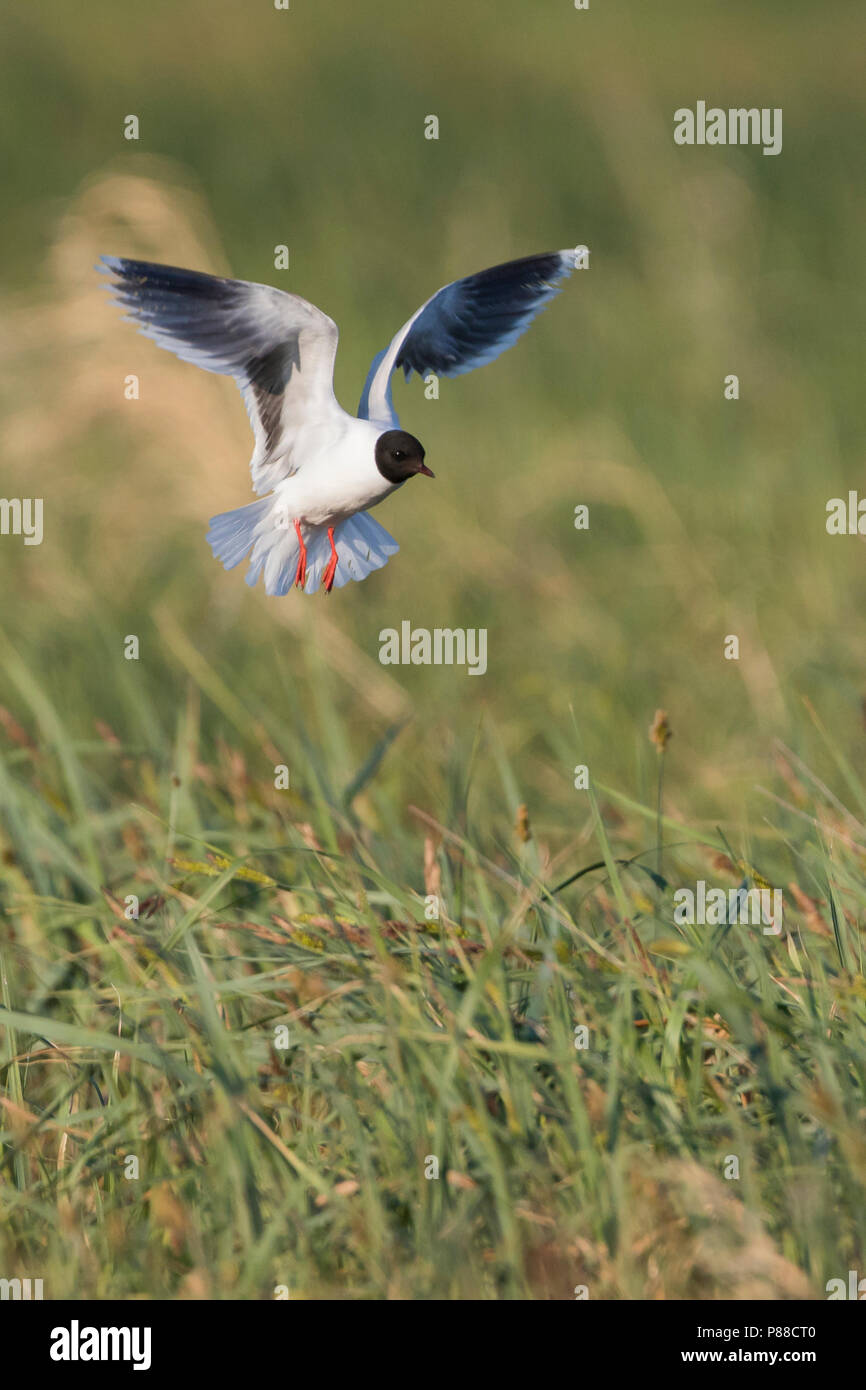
[99,247,579,595]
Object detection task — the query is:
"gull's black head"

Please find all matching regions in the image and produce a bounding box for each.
[375,429,434,484]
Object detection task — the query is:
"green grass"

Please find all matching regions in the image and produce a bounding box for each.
[1,0,866,1300]
[1,631,865,1298]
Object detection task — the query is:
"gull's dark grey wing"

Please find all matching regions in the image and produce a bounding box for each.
[99,256,341,493]
[358,249,578,425]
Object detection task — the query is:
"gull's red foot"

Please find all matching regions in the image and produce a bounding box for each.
[323,525,338,593]
[293,519,307,589]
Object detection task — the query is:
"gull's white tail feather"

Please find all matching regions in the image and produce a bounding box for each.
[328,511,400,591]
[207,501,398,596]
[207,498,272,571]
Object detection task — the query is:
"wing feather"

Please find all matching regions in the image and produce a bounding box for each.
[99,256,341,493]
[358,249,577,425]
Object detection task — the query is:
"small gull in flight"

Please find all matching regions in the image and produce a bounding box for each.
[99,248,578,594]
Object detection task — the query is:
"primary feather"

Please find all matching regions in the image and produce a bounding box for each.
[358,248,577,424]
[98,256,341,494]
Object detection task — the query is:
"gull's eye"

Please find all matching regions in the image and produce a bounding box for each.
[393,450,406,461]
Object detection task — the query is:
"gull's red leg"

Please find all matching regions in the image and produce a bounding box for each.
[293,519,307,589]
[323,526,339,593]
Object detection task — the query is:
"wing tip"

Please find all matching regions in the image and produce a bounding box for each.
[95,254,123,278]
[557,247,584,275]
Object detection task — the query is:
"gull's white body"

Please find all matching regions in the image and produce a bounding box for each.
[271,415,393,528]
[232,414,403,595]
[100,247,578,594]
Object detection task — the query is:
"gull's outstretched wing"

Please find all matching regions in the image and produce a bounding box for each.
[99,257,341,494]
[358,249,578,426]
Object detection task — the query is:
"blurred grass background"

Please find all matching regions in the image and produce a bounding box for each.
[1,0,865,1298]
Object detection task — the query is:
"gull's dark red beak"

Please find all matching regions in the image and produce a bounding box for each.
[418,462,435,478]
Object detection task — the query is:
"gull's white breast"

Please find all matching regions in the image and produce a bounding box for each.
[272,415,394,528]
